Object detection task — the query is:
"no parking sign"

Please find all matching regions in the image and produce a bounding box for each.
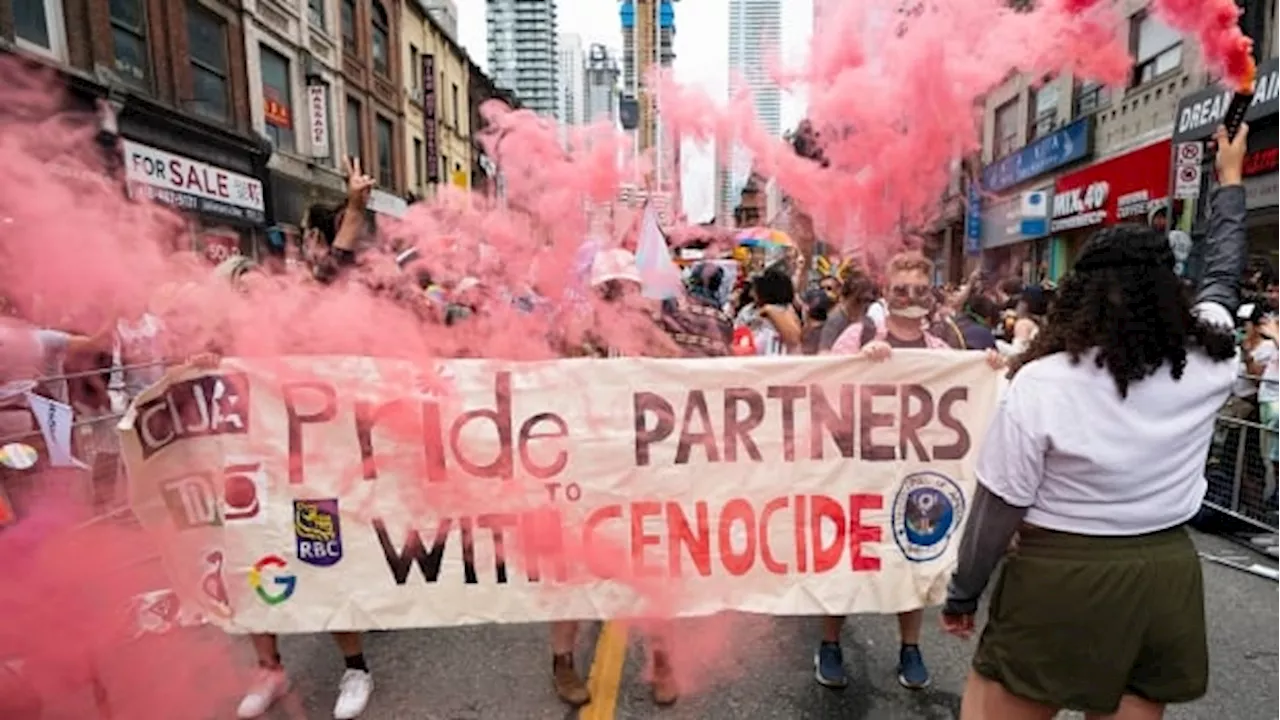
[1174,142,1203,199]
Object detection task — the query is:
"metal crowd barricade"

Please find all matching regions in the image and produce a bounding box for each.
[1204,374,1279,534]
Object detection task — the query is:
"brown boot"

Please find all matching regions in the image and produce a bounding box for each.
[650,651,678,706]
[552,654,590,707]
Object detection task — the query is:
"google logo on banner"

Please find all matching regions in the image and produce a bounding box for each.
[248,555,297,606]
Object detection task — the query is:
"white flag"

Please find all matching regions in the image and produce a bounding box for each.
[25,392,85,468]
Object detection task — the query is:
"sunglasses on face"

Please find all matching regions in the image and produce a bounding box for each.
[889,284,933,302]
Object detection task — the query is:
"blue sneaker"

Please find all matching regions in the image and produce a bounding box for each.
[813,641,848,689]
[897,644,930,689]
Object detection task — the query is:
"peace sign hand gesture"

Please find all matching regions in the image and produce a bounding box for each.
[343,155,376,209]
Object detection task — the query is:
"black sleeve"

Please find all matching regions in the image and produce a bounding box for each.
[1195,185,1247,316]
[943,485,1027,616]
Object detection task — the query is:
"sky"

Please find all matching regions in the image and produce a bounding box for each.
[457,0,813,222]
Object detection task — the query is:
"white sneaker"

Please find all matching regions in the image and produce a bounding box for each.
[236,668,289,719]
[333,669,373,719]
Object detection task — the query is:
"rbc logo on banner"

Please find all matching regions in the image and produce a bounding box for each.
[294,499,344,567]
[891,472,966,563]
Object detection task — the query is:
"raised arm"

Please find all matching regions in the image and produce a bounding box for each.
[1196,124,1249,317]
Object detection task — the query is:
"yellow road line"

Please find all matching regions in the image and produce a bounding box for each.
[579,621,629,720]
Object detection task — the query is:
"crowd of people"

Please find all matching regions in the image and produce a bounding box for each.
[0,127,1276,720]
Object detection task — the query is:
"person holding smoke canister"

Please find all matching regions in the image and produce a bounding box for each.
[818,252,1004,691]
[235,158,378,720]
[941,125,1250,720]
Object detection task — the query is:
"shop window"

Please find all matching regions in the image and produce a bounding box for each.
[110,0,150,88]
[187,3,230,122]
[341,0,356,49]
[346,97,364,168]
[1073,79,1108,116]
[1027,78,1058,141]
[260,46,295,152]
[375,115,395,189]
[1132,13,1182,86]
[371,0,390,76]
[994,98,1020,159]
[15,0,66,60]
[307,0,326,30]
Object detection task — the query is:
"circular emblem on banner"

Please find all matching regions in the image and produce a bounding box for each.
[891,472,967,563]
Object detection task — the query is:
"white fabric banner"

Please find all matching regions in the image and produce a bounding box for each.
[119,353,1000,634]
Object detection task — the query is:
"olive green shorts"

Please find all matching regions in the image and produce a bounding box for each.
[973,524,1208,714]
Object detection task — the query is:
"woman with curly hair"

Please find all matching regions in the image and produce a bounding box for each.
[941,125,1250,720]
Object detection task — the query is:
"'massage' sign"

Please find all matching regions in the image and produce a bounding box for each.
[119,354,1001,633]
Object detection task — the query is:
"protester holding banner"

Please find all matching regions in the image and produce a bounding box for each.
[941,125,1249,719]
[236,158,379,720]
[816,250,958,690]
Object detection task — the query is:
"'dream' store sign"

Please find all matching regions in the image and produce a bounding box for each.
[122,140,266,224]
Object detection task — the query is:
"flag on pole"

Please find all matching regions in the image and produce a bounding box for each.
[633,203,682,300]
[26,392,86,469]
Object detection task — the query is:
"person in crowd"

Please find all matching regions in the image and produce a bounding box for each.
[1259,313,1279,503]
[817,267,881,353]
[996,285,1049,358]
[936,292,999,351]
[940,125,1249,720]
[820,252,962,690]
[801,288,834,355]
[737,266,802,355]
[549,248,679,707]
[659,261,734,357]
[236,158,377,720]
[1238,303,1280,501]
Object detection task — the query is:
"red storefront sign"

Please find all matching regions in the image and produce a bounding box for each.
[1051,139,1171,232]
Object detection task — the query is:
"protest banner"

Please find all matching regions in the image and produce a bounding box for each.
[118,353,1000,634]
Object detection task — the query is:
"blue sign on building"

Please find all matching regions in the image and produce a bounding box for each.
[982,118,1091,193]
[965,183,982,256]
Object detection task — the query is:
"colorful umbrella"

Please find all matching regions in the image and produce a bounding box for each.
[734,227,794,249]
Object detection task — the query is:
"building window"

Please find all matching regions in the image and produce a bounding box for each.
[441,154,448,183]
[413,137,424,189]
[371,1,390,76]
[994,98,1019,159]
[1132,13,1182,86]
[346,97,364,167]
[1027,78,1059,141]
[341,0,356,48]
[260,46,295,151]
[187,3,229,122]
[110,0,150,87]
[409,45,420,88]
[451,83,459,128]
[1073,79,1108,116]
[307,0,325,29]
[15,0,65,59]
[375,115,395,188]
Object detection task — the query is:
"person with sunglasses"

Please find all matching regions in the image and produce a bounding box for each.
[820,251,1004,692]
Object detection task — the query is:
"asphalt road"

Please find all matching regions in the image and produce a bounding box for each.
[38,530,1279,720]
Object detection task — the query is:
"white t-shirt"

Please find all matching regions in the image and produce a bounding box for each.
[113,313,167,404]
[1236,340,1276,398]
[975,301,1240,536]
[1259,341,1279,404]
